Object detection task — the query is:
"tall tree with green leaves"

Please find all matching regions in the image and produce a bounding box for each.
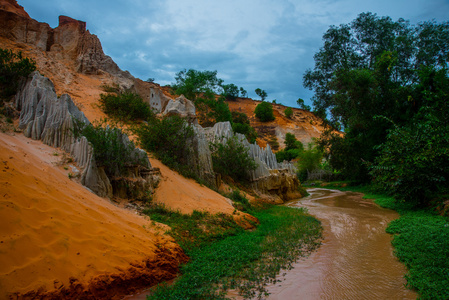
[304,12,449,181]
[172,69,223,101]
[255,88,267,101]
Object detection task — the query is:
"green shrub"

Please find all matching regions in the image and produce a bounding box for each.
[0,48,36,101]
[134,115,194,171]
[255,101,275,122]
[74,120,142,176]
[228,190,252,212]
[231,111,257,143]
[99,91,153,121]
[284,107,293,119]
[296,143,324,182]
[232,122,257,143]
[276,148,303,162]
[210,136,257,182]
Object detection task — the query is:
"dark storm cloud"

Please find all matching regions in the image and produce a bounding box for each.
[16,0,449,107]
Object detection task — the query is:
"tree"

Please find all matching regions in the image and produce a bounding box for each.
[303,12,449,181]
[370,67,449,206]
[296,98,311,111]
[255,101,275,122]
[221,83,239,100]
[284,107,293,119]
[255,88,267,101]
[276,133,304,162]
[99,91,153,121]
[296,143,324,182]
[284,133,303,151]
[171,69,223,101]
[239,87,247,98]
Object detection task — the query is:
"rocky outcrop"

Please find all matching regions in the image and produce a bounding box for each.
[15,71,155,199]
[163,95,196,118]
[187,124,216,188]
[0,0,29,18]
[205,121,301,202]
[0,5,130,78]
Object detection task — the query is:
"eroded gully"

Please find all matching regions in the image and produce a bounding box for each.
[256,188,417,300]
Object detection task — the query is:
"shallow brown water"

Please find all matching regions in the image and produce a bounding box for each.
[127,188,417,300]
[257,188,416,300]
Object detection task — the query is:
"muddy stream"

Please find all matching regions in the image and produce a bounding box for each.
[253,188,417,299]
[126,188,417,299]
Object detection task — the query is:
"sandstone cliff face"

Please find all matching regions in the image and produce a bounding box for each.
[0,7,130,79]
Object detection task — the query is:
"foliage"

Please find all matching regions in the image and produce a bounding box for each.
[222,83,239,100]
[0,48,36,101]
[147,205,322,299]
[296,143,324,182]
[254,88,267,101]
[276,133,304,162]
[304,13,449,182]
[296,98,311,111]
[133,115,194,172]
[171,69,223,101]
[73,120,141,176]
[99,91,153,121]
[231,111,257,143]
[284,133,302,151]
[143,204,242,251]
[284,107,293,119]
[228,190,252,212]
[231,111,250,125]
[239,87,248,97]
[210,136,257,182]
[171,69,235,126]
[254,101,275,122]
[386,212,449,299]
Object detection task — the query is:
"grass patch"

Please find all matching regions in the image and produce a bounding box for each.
[322,183,449,299]
[143,205,243,251]
[146,205,322,299]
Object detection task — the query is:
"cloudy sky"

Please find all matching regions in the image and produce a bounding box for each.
[17,0,449,108]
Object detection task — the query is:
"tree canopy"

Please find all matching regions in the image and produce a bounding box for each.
[304,12,449,204]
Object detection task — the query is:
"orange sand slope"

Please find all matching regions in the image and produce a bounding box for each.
[150,158,235,215]
[0,132,187,299]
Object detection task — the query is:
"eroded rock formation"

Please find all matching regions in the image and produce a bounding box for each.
[205,121,302,202]
[15,71,157,199]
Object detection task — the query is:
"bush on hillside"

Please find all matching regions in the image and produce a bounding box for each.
[0,48,36,101]
[73,119,143,176]
[134,115,194,171]
[210,136,257,182]
[284,107,293,119]
[231,111,257,143]
[255,101,275,122]
[99,91,153,121]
